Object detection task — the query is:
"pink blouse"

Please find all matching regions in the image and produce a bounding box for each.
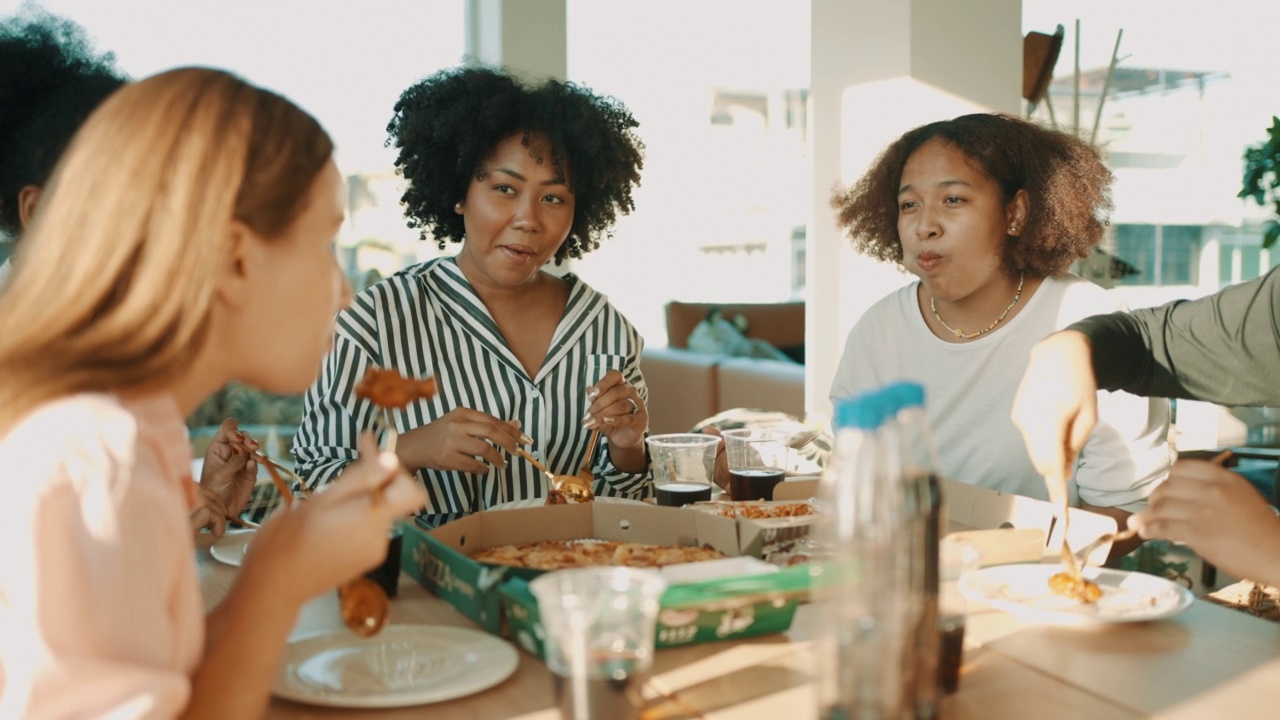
[0,393,203,718]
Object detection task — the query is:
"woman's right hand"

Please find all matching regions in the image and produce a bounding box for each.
[395,408,529,474]
[1011,330,1099,503]
[242,433,426,606]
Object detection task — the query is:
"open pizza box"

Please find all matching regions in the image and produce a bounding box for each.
[685,498,820,558]
[400,502,810,658]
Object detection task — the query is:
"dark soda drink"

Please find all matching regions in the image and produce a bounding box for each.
[938,615,965,694]
[656,482,712,507]
[552,673,644,720]
[728,468,785,501]
[363,530,403,598]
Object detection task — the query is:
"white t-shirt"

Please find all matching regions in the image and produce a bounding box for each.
[830,274,1171,509]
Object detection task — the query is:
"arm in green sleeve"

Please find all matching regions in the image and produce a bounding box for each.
[1068,267,1280,406]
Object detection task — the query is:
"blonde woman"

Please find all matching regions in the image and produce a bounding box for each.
[0,68,426,718]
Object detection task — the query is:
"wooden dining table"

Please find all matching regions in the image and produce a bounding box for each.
[195,534,1280,719]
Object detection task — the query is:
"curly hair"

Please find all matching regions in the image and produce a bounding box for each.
[0,5,127,237]
[386,65,644,263]
[831,113,1113,277]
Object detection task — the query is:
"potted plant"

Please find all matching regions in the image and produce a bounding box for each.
[1239,115,1280,248]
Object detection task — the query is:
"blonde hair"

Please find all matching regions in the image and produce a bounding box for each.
[0,67,333,435]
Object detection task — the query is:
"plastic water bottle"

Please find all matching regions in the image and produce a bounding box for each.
[814,391,910,720]
[882,382,945,719]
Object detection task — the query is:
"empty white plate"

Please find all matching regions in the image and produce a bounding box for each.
[209,529,254,568]
[274,625,518,708]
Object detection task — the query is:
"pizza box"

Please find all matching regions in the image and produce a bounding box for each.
[500,561,811,660]
[687,499,820,558]
[400,502,806,648]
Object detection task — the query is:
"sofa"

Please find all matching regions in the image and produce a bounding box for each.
[640,301,806,435]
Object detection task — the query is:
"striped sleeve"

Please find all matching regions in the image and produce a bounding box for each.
[293,307,381,490]
[591,306,651,499]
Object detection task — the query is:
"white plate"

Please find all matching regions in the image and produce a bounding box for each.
[274,625,518,708]
[209,530,254,568]
[960,563,1194,626]
[486,495,656,511]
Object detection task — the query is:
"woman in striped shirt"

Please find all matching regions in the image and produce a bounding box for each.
[295,66,651,527]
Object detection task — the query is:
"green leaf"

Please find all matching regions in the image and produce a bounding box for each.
[1263,221,1280,250]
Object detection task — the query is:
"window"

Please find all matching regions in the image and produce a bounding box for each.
[1114,224,1201,286]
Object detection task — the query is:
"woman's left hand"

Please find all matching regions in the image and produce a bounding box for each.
[200,418,259,518]
[585,370,647,451]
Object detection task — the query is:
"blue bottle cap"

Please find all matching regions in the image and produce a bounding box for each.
[880,381,925,410]
[833,391,890,430]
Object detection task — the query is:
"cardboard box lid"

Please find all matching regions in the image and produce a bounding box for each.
[427,502,744,558]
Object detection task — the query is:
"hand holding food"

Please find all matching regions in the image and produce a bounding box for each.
[398,407,528,473]
[585,369,647,451]
[242,434,425,606]
[199,418,259,515]
[1011,330,1099,502]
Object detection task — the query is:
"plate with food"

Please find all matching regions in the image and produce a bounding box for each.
[273,625,517,708]
[959,563,1194,625]
[210,529,255,568]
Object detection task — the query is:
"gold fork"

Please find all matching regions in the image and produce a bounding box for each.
[1073,527,1139,565]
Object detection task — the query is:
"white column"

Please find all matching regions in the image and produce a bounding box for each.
[465,0,567,83]
[807,0,1022,421]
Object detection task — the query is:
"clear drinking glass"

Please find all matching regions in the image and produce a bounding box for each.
[530,568,668,720]
[721,428,790,501]
[938,537,982,694]
[645,433,719,506]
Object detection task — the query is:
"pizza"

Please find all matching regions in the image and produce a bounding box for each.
[471,540,727,570]
[703,500,815,520]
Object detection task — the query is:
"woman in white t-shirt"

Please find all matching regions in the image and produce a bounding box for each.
[829,113,1171,539]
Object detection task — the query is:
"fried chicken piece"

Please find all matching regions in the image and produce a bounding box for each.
[1048,571,1103,603]
[355,367,438,409]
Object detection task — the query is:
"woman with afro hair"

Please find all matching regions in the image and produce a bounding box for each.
[829,113,1171,548]
[295,66,651,526]
[0,5,126,283]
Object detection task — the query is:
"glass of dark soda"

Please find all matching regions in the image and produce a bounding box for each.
[362,525,404,598]
[938,537,982,694]
[721,428,791,501]
[645,433,720,507]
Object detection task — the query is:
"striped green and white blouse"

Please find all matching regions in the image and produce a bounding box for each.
[293,256,650,527]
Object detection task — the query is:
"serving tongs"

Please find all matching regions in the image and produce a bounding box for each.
[516,427,599,504]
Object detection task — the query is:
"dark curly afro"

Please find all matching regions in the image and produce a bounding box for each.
[831,113,1113,277]
[0,5,126,237]
[386,65,644,263]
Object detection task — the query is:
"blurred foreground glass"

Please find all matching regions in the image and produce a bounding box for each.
[645,433,719,506]
[939,537,982,694]
[721,428,790,500]
[530,568,668,720]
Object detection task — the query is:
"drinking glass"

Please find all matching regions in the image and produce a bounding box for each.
[530,568,668,720]
[721,428,790,501]
[645,433,719,506]
[938,537,982,694]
